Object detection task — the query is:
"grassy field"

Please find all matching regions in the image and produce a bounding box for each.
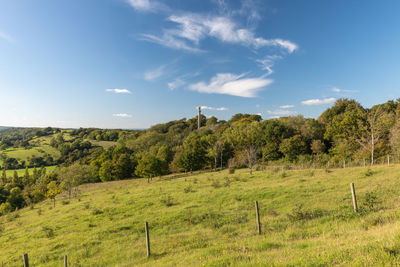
[5,166,57,177]
[2,165,400,266]
[3,145,61,161]
[88,140,117,149]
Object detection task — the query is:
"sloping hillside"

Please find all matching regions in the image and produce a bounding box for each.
[1,166,400,266]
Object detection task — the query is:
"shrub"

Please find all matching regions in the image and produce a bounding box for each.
[42,226,55,238]
[287,204,324,222]
[363,191,379,212]
[91,208,103,215]
[211,180,222,188]
[364,168,375,177]
[184,185,194,193]
[223,178,231,187]
[160,195,174,207]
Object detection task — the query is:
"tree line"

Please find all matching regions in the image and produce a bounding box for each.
[1,98,400,214]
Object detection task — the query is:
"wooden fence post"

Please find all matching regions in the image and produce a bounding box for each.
[343,159,346,168]
[145,221,150,257]
[388,155,390,166]
[350,183,358,212]
[64,255,68,267]
[255,201,261,235]
[23,254,29,267]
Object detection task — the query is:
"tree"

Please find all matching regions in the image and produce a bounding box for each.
[1,169,6,184]
[363,106,395,165]
[11,170,19,187]
[311,140,326,155]
[59,163,93,198]
[206,116,218,127]
[135,154,163,183]
[174,132,208,172]
[390,119,400,159]
[260,119,292,162]
[22,167,30,186]
[279,135,307,161]
[322,99,367,162]
[99,161,113,182]
[46,181,62,207]
[8,187,25,210]
[225,121,263,174]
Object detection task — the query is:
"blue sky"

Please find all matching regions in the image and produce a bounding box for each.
[1,0,400,129]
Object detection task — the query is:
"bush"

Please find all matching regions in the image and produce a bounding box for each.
[91,208,103,215]
[363,191,379,212]
[184,185,194,193]
[364,168,375,177]
[223,177,231,187]
[211,180,222,188]
[160,195,174,207]
[0,202,13,215]
[42,226,55,238]
[287,204,324,222]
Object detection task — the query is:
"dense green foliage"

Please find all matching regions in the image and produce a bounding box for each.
[1,98,400,213]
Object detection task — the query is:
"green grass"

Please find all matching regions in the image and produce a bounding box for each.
[88,140,117,149]
[2,165,400,266]
[5,166,57,177]
[3,145,60,161]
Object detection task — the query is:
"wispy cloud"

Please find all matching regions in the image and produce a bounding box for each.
[332,87,358,93]
[168,78,185,90]
[167,71,200,90]
[200,106,228,111]
[0,31,15,43]
[141,33,204,52]
[138,9,297,53]
[127,0,168,13]
[301,98,336,106]
[113,113,132,118]
[106,88,131,94]
[189,73,272,98]
[144,65,166,81]
[267,109,297,116]
[256,55,282,76]
[280,105,294,109]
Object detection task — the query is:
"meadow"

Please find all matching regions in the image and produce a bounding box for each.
[1,165,400,266]
[5,166,57,177]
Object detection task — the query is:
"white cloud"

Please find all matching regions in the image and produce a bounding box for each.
[127,0,167,12]
[301,98,336,106]
[280,105,294,109]
[332,87,358,93]
[113,113,132,118]
[199,106,228,111]
[106,88,131,94]
[0,31,14,43]
[144,65,166,81]
[140,13,297,53]
[189,73,272,98]
[256,55,282,76]
[167,78,185,90]
[141,33,203,52]
[267,109,297,116]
